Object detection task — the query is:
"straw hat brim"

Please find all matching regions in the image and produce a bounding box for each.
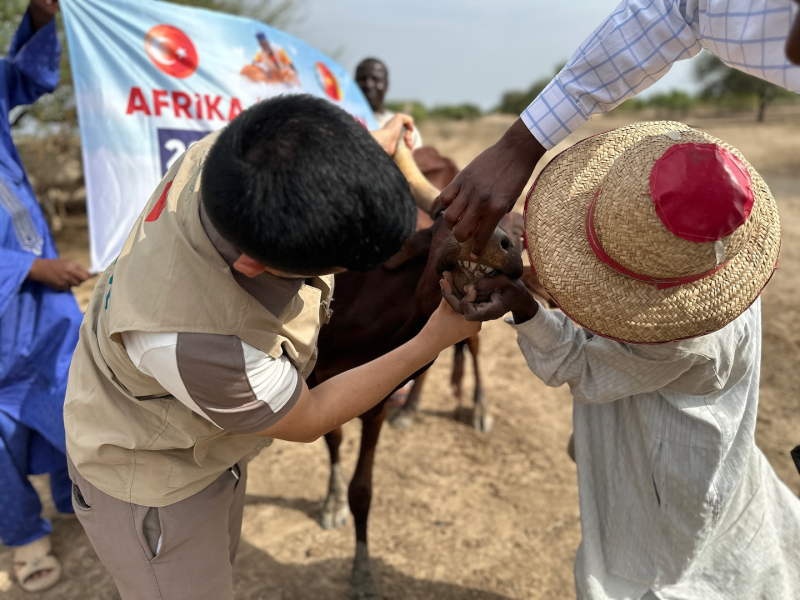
[524,121,780,344]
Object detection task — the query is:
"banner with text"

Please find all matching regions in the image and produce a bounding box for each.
[61,0,377,271]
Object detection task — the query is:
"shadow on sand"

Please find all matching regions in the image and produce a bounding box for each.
[243,493,322,520]
[0,508,513,600]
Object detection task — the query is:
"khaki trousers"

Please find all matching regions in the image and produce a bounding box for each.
[68,455,247,600]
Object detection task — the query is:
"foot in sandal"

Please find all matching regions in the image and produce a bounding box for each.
[13,536,62,593]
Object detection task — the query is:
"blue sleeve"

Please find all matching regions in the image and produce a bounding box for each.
[0,247,35,316]
[0,10,61,110]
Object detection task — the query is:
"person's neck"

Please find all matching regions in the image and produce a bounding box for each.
[198,198,305,316]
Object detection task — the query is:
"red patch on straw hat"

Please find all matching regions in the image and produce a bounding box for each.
[650,143,753,243]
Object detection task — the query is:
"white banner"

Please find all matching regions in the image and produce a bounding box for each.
[61,0,377,272]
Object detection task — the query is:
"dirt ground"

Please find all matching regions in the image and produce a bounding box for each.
[1,113,799,600]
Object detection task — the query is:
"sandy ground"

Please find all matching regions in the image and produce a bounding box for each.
[1,113,799,599]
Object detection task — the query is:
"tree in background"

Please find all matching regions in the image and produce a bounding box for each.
[694,51,795,121]
[494,62,565,115]
[384,101,429,123]
[428,103,481,120]
[1,0,297,132]
[385,101,482,122]
[644,89,695,118]
[495,77,548,116]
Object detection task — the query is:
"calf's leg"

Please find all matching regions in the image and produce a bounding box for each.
[468,334,493,433]
[350,401,388,600]
[320,427,349,530]
[388,370,428,430]
[451,341,466,406]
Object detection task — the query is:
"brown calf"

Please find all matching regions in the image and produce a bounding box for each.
[308,144,523,599]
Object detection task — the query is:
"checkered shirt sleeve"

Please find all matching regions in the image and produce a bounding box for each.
[522,0,800,149]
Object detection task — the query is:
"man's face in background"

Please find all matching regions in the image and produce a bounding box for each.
[356,59,388,114]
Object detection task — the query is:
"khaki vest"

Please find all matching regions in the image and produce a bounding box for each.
[65,131,333,506]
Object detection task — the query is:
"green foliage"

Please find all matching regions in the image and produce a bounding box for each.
[494,62,565,115]
[614,97,647,112]
[385,101,429,123]
[1,0,298,131]
[694,51,795,121]
[385,101,482,122]
[428,103,481,120]
[643,89,696,117]
[495,77,549,115]
[493,52,797,122]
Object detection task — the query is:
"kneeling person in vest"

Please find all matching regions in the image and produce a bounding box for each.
[64,95,478,600]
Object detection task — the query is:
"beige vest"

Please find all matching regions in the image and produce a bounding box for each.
[65,132,333,506]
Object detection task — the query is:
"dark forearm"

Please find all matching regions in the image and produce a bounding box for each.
[498,118,547,182]
[512,293,540,324]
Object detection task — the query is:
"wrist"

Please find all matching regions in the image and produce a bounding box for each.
[410,329,444,365]
[511,294,539,324]
[27,259,43,282]
[499,119,546,167]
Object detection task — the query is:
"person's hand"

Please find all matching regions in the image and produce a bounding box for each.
[29,0,59,30]
[441,272,539,323]
[370,113,415,156]
[28,258,90,291]
[437,118,546,258]
[420,298,481,350]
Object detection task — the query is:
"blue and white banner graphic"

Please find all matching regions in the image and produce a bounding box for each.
[61,0,377,272]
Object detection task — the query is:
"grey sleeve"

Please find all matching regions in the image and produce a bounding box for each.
[175,333,302,434]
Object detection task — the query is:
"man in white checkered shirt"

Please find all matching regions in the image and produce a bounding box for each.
[437,1,800,599]
[439,0,800,253]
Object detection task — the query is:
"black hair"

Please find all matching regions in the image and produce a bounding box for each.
[201,94,416,274]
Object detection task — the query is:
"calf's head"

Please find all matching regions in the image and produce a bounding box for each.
[433,214,523,302]
[391,137,523,303]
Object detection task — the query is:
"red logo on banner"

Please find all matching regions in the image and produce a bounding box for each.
[144,25,198,79]
[316,61,342,101]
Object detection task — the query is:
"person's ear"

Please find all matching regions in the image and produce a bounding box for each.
[232,254,267,277]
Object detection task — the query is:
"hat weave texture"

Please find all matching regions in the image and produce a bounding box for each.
[524,121,780,344]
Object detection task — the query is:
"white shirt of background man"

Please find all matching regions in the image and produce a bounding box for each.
[375,109,424,150]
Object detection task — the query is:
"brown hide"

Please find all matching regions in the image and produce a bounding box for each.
[310,152,522,597]
[308,147,462,382]
[309,210,523,390]
[410,147,458,232]
[309,220,441,387]
[413,147,460,191]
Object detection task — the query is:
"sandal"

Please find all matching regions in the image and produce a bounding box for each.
[13,536,62,593]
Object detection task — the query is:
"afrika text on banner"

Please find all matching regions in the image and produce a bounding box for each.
[60,0,377,272]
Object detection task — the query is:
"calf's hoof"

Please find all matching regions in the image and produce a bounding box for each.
[388,409,415,430]
[320,463,349,529]
[320,503,349,530]
[351,541,384,600]
[352,587,385,600]
[471,403,494,433]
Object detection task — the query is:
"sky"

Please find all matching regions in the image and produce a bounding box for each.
[287,0,699,111]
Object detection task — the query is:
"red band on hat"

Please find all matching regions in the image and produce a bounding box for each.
[586,190,728,290]
[650,143,753,243]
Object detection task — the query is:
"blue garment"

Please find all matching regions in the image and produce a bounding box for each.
[0,411,72,546]
[0,11,82,546]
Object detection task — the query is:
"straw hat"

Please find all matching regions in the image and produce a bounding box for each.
[524,121,780,344]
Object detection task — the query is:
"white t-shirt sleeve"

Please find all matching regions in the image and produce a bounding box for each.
[121,330,302,433]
